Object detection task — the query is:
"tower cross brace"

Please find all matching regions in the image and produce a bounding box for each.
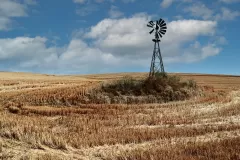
[149,39,165,77]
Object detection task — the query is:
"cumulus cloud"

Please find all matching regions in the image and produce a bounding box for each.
[0,37,57,61]
[0,36,60,74]
[0,36,122,73]
[85,14,217,61]
[82,14,220,68]
[169,42,221,63]
[0,0,27,17]
[0,0,34,30]
[59,39,120,72]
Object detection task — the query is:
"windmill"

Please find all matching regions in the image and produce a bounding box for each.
[147,18,167,77]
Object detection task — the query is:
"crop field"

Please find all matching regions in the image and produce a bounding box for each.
[0,72,240,160]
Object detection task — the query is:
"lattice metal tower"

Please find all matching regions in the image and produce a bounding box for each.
[147,18,167,77]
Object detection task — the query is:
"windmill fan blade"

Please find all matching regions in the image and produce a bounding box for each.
[157,20,160,25]
[160,19,165,25]
[160,26,167,30]
[147,24,153,28]
[160,30,166,33]
[160,30,166,34]
[149,29,155,34]
[158,32,162,37]
[149,21,154,25]
[159,19,164,25]
[160,23,166,27]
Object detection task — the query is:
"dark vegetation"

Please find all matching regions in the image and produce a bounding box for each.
[88,72,200,104]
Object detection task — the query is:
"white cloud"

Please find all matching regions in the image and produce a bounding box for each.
[0,0,35,30]
[165,42,221,63]
[161,0,174,8]
[160,0,192,8]
[165,20,217,43]
[184,2,213,20]
[81,15,219,71]
[85,14,152,58]
[0,36,59,71]
[59,39,119,68]
[183,2,240,21]
[216,36,228,45]
[76,4,98,16]
[73,0,122,4]
[85,15,217,60]
[219,0,240,3]
[0,0,27,17]
[122,0,135,3]
[94,0,116,3]
[73,0,134,17]
[73,0,86,3]
[0,17,11,30]
[108,5,124,18]
[0,37,55,60]
[174,15,183,20]
[24,0,37,5]
[201,44,221,59]
[0,36,121,73]
[95,0,105,3]
[215,7,240,20]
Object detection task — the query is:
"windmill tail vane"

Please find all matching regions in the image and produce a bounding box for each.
[147,18,167,77]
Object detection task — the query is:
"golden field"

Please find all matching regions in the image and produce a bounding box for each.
[0,72,240,160]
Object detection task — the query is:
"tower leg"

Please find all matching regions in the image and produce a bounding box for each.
[157,41,165,73]
[149,41,165,78]
[149,41,156,77]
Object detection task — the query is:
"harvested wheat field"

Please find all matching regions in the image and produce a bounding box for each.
[1,72,240,160]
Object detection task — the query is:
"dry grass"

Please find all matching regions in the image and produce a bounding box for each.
[0,72,240,159]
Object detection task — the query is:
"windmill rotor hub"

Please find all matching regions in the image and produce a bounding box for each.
[147,18,167,41]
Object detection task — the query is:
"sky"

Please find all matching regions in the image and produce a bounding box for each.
[0,0,239,75]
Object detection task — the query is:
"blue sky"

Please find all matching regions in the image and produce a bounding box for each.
[0,0,239,75]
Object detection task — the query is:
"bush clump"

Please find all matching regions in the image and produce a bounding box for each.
[91,72,200,104]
